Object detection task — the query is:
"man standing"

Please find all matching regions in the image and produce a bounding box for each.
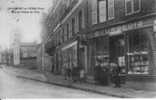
[112,63,121,88]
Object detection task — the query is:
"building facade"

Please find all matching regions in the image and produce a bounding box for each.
[44,0,156,90]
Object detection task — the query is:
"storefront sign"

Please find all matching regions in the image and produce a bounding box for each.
[88,19,152,39]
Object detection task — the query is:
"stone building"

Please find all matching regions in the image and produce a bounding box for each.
[20,42,38,69]
[43,0,156,90]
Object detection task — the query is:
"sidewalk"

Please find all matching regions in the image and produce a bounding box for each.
[3,66,156,98]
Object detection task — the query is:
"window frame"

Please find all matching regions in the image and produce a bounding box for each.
[108,0,115,20]
[72,17,75,35]
[66,23,69,40]
[125,0,141,16]
[133,0,141,13]
[98,0,107,23]
[78,10,83,31]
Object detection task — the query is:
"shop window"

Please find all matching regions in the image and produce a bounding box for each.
[98,0,107,23]
[127,30,150,74]
[108,0,115,20]
[125,0,141,15]
[95,37,109,67]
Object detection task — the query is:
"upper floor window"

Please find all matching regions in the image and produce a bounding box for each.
[78,10,83,30]
[67,23,69,40]
[72,18,75,35]
[125,0,141,15]
[91,0,98,25]
[98,0,107,23]
[62,28,64,42]
[108,0,115,20]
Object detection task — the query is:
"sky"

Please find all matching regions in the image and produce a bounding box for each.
[0,0,53,49]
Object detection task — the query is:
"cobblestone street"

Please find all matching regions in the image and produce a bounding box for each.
[0,67,110,98]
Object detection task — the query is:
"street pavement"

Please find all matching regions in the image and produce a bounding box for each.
[0,66,111,98]
[1,65,156,98]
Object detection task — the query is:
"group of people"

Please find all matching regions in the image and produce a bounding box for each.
[95,59,122,88]
[64,66,85,83]
[62,59,122,87]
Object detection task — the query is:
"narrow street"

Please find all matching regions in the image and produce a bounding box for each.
[0,67,111,98]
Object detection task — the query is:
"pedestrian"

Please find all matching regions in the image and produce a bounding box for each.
[72,66,79,82]
[79,67,85,83]
[66,67,71,80]
[94,58,102,84]
[51,64,54,73]
[112,63,121,88]
[100,66,109,86]
[64,66,68,80]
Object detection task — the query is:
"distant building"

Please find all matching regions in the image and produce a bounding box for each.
[20,42,38,69]
[12,33,21,65]
[20,43,37,59]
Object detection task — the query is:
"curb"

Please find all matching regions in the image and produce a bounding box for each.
[16,75,130,98]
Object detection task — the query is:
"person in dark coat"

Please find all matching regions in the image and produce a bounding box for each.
[72,67,78,82]
[112,63,121,88]
[94,59,102,83]
[100,66,109,86]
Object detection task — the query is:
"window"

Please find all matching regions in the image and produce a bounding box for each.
[127,29,150,74]
[98,0,107,23]
[62,28,64,42]
[108,0,115,20]
[78,11,82,30]
[125,0,133,15]
[133,0,140,12]
[91,0,98,25]
[69,22,72,38]
[67,23,69,40]
[72,18,75,35]
[125,0,141,15]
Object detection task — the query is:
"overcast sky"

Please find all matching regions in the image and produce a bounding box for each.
[0,0,53,49]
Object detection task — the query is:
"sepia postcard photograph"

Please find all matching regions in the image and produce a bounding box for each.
[0,0,156,99]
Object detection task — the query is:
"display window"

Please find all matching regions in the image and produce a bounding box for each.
[127,29,150,74]
[95,36,109,68]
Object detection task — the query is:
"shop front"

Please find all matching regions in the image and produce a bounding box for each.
[108,25,156,90]
[126,28,151,75]
[109,27,155,76]
[61,40,78,75]
[86,18,156,89]
[86,31,110,84]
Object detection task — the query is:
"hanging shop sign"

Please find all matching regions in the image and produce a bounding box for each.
[62,41,78,51]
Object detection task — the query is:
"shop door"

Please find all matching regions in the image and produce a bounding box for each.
[109,35,126,83]
[79,46,87,72]
[109,35,125,62]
